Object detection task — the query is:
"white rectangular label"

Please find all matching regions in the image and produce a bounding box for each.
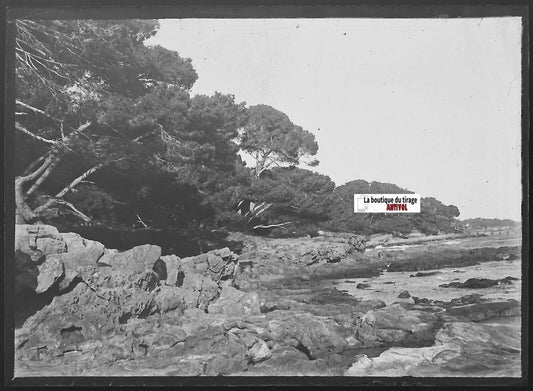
[354,194,421,213]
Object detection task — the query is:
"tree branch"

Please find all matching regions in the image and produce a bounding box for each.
[33,160,111,214]
[22,153,49,176]
[65,121,92,140]
[15,122,58,145]
[16,100,62,124]
[17,154,54,185]
[54,199,92,223]
[26,156,60,196]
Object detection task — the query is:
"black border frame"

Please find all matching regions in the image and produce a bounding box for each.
[2,0,530,388]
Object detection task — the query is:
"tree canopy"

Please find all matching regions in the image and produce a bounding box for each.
[14,19,242,229]
[240,104,319,178]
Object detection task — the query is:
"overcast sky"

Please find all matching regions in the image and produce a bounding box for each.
[146,17,522,221]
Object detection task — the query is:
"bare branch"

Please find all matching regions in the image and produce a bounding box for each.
[22,153,49,176]
[16,100,61,123]
[15,122,58,145]
[253,222,291,230]
[135,213,148,228]
[54,199,92,223]
[54,162,108,199]
[26,156,60,196]
[65,121,92,140]
[17,154,54,185]
[33,158,124,214]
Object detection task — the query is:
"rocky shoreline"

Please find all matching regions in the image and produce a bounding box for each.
[13,225,522,377]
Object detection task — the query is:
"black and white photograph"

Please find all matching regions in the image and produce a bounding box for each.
[3,2,528,384]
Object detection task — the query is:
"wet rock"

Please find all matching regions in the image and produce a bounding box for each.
[398,290,411,299]
[439,277,518,289]
[445,300,520,321]
[409,271,439,277]
[412,296,432,306]
[500,276,519,284]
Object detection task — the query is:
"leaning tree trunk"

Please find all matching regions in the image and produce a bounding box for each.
[14,154,54,224]
[15,177,40,224]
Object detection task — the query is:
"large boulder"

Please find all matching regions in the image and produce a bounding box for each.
[345,321,521,377]
[60,233,105,264]
[267,312,349,360]
[180,247,239,283]
[354,304,439,347]
[16,224,66,255]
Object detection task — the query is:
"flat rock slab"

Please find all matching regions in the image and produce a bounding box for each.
[99,244,162,273]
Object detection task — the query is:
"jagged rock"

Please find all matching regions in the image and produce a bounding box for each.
[354,304,439,347]
[301,251,320,265]
[99,244,162,273]
[248,339,272,363]
[440,278,499,289]
[318,243,352,263]
[181,273,219,311]
[61,233,105,263]
[16,224,67,255]
[238,260,254,273]
[398,290,411,299]
[35,257,64,293]
[180,248,238,283]
[268,312,348,360]
[158,254,183,286]
[348,235,367,253]
[410,271,439,277]
[345,321,521,377]
[445,300,520,321]
[207,285,261,317]
[49,235,105,293]
[153,285,186,314]
[244,346,339,376]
